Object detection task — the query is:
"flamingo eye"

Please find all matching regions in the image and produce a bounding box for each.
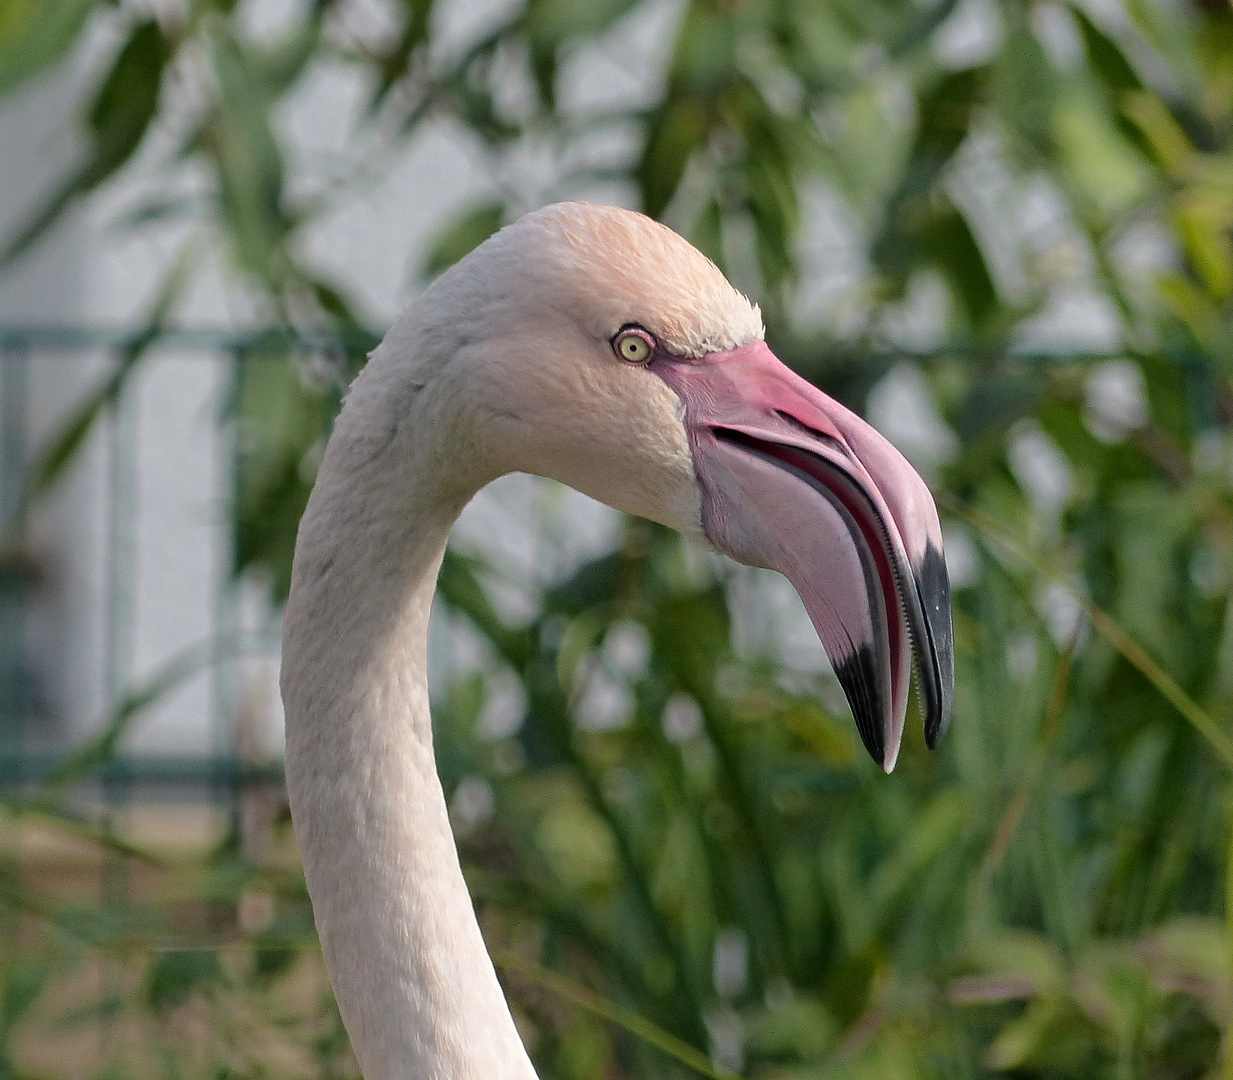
[612,327,655,365]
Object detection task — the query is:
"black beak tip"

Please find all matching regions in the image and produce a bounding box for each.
[917,542,955,751]
[833,642,887,768]
[831,545,956,765]
[923,683,953,749]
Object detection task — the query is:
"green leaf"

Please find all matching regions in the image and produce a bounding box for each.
[887,0,962,57]
[785,0,857,83]
[1122,90,1192,174]
[422,203,504,279]
[1071,6,1157,158]
[0,961,47,1043]
[637,99,708,219]
[494,951,739,1080]
[528,38,557,110]
[669,3,737,96]
[0,19,169,267]
[1072,7,1142,98]
[926,199,999,326]
[994,24,1056,155]
[83,20,168,183]
[1052,89,1154,220]
[868,790,967,917]
[688,196,724,269]
[205,28,289,283]
[912,66,984,176]
[986,998,1068,1070]
[0,0,96,96]
[958,931,1067,1000]
[872,68,984,286]
[374,0,436,99]
[144,950,224,1013]
[778,698,855,764]
[247,11,322,95]
[524,0,638,45]
[233,351,336,598]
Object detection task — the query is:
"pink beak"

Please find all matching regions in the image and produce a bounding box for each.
[653,341,954,771]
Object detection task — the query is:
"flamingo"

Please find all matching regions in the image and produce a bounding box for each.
[281,201,953,1080]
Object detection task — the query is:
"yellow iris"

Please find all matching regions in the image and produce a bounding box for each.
[615,330,652,364]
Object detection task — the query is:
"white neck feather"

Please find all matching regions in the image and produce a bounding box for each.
[281,342,538,1080]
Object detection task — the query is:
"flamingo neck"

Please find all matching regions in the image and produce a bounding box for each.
[281,350,537,1080]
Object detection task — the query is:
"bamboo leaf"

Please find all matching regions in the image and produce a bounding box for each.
[0,0,96,97]
[0,19,169,267]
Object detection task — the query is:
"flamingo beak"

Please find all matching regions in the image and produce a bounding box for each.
[653,340,954,771]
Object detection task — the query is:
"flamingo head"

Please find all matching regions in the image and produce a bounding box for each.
[417,202,953,768]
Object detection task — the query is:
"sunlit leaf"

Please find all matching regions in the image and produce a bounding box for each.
[1053,89,1154,219]
[0,0,95,97]
[1122,89,1193,175]
[985,998,1067,1070]
[1073,8,1142,98]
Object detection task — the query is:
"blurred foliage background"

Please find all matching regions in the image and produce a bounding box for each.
[4,0,1233,1076]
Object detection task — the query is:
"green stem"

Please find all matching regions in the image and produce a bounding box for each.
[493,950,740,1080]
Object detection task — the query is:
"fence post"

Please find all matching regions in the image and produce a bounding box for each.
[0,343,29,783]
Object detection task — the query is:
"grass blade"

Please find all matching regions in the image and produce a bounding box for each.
[952,500,1233,772]
[493,950,739,1080]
